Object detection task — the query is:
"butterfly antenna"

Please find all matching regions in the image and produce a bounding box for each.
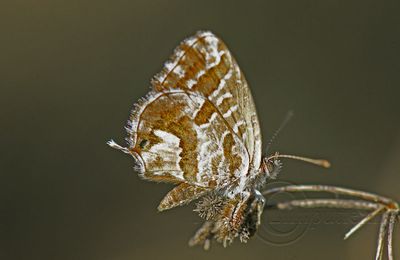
[265,110,294,153]
[266,153,331,168]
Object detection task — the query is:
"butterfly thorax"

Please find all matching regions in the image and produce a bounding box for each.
[226,155,282,197]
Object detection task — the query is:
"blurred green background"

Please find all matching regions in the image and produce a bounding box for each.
[2,0,400,259]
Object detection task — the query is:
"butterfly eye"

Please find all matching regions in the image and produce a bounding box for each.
[139,139,149,149]
[266,160,275,173]
[264,159,282,179]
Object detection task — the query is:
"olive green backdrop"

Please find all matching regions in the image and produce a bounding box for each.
[2,0,400,259]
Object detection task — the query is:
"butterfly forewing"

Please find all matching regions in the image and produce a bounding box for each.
[152,31,262,170]
[126,31,262,191]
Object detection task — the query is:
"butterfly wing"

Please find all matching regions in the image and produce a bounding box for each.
[127,91,249,187]
[151,31,262,171]
[125,31,262,191]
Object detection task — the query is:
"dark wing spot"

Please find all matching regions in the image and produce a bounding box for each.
[139,139,149,149]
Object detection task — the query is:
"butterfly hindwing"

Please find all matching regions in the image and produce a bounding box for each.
[127,91,249,188]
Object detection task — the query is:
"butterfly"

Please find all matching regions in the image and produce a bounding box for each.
[108,31,329,249]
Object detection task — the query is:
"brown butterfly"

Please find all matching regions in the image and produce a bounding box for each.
[108,31,329,249]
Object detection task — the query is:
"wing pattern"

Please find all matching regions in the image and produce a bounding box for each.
[125,31,262,203]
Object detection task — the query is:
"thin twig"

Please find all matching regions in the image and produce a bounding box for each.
[387,211,398,260]
[267,198,385,240]
[376,212,390,260]
[263,184,400,259]
[263,185,397,208]
[344,206,385,240]
[270,199,380,211]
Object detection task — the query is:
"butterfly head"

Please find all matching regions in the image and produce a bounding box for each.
[260,152,283,179]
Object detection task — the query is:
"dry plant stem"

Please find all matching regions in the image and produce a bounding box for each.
[274,199,381,211]
[262,185,397,208]
[269,199,385,239]
[376,212,390,260]
[388,212,397,260]
[263,185,400,260]
[344,206,385,240]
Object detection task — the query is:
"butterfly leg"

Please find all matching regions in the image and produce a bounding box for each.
[212,192,253,247]
[188,220,216,250]
[214,191,266,246]
[238,190,265,243]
